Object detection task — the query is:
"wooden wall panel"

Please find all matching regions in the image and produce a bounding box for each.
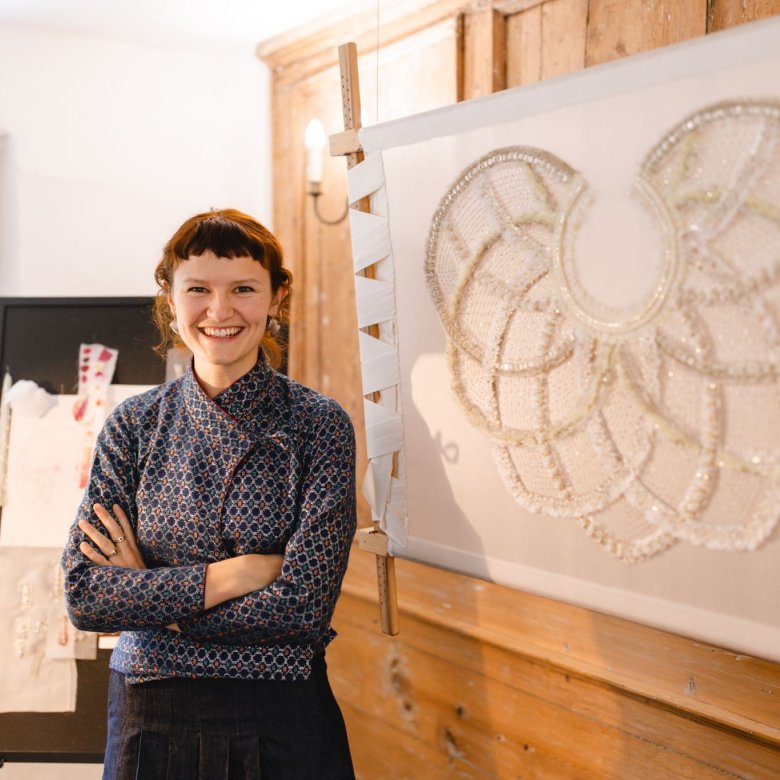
[259,1,780,777]
[462,8,507,98]
[357,19,460,126]
[337,552,780,738]
[708,0,780,31]
[506,0,587,88]
[506,3,542,86]
[586,0,706,66]
[295,70,357,399]
[331,554,780,778]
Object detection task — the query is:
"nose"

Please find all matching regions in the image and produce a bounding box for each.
[207,291,234,321]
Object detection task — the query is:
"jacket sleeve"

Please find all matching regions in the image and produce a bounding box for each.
[176,400,357,645]
[61,401,208,632]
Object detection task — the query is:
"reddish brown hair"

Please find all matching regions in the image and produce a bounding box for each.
[152,209,292,368]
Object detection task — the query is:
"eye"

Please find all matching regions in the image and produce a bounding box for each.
[187,286,207,294]
[235,285,256,294]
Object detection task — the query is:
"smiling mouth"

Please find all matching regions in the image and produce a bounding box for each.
[199,326,244,338]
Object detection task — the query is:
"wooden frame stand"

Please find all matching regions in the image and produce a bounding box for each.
[333,42,399,636]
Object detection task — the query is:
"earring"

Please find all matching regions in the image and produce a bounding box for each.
[170,320,180,335]
[266,316,280,337]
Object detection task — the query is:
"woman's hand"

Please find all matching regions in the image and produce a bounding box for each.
[79,505,182,631]
[78,503,146,569]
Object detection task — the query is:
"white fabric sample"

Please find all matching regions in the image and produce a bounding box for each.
[0,547,77,712]
[2,380,57,418]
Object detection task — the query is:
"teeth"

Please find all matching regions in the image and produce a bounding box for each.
[202,327,242,337]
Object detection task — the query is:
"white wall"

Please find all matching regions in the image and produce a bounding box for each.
[0,24,273,298]
[0,23,273,777]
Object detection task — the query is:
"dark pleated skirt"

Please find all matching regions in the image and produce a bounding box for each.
[102,654,354,780]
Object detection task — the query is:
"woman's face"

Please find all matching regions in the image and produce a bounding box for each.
[168,251,286,394]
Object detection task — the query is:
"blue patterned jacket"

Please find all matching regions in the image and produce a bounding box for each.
[61,358,356,682]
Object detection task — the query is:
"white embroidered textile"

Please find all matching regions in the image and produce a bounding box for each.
[346,16,780,660]
[425,102,780,562]
[0,547,77,713]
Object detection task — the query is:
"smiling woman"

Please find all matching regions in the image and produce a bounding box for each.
[153,209,292,382]
[61,209,357,780]
[166,252,286,398]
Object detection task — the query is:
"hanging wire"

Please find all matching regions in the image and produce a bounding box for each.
[375,0,380,125]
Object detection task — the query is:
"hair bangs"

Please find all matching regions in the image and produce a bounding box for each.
[175,216,266,263]
[154,208,291,367]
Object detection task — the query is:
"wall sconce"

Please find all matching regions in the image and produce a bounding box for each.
[305,118,348,226]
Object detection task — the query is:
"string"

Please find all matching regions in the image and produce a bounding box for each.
[375,0,380,125]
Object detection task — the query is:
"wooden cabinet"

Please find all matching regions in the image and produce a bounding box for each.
[259,2,780,776]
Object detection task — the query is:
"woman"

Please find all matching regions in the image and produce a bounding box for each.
[61,209,357,779]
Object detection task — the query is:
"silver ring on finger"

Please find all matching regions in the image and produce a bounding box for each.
[112,535,126,544]
[108,548,119,558]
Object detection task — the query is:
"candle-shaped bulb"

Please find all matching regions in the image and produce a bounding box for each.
[304,118,326,186]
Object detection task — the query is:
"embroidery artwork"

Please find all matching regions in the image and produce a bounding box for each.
[425,101,780,562]
[0,547,78,713]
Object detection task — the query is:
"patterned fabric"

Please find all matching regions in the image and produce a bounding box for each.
[61,358,357,683]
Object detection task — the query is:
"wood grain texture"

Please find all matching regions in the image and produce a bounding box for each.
[339,551,780,745]
[540,0,587,79]
[462,8,507,97]
[586,0,707,66]
[506,4,542,86]
[708,0,780,31]
[258,0,467,86]
[506,0,587,88]
[331,553,780,778]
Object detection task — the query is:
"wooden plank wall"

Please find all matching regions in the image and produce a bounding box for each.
[258,1,780,777]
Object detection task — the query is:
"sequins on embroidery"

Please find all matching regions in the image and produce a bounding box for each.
[426,100,780,562]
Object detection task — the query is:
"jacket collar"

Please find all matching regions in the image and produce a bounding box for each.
[182,355,293,440]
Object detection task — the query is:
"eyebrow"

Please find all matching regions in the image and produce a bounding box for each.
[180,277,262,285]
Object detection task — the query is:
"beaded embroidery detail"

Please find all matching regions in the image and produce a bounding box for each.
[426,101,780,562]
